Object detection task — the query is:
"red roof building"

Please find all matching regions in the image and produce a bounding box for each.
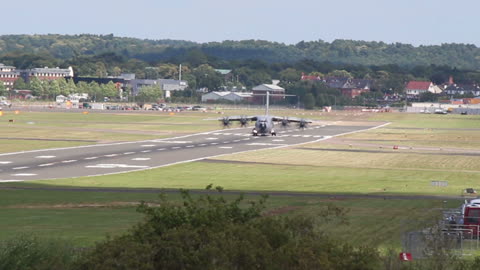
[405,81,442,97]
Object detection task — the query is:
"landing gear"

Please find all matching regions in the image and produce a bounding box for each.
[252,129,258,136]
[271,129,276,136]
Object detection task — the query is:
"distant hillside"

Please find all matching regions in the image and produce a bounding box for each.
[0,34,479,69]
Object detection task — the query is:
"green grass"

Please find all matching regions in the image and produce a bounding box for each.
[1,111,479,248]
[14,160,476,196]
[0,187,461,247]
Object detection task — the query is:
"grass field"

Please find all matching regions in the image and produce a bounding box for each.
[1,110,479,248]
[0,187,460,247]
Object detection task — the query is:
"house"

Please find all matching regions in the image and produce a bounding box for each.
[444,84,480,96]
[340,79,372,98]
[405,81,442,97]
[301,75,372,98]
[252,83,285,104]
[201,91,253,103]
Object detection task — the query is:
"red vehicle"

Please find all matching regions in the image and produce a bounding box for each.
[462,202,480,237]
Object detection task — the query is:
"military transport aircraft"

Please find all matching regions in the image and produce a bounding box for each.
[219,92,312,136]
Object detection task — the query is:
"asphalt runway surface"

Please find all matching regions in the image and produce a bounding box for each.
[0,122,386,182]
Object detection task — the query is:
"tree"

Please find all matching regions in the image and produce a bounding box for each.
[13,77,28,90]
[135,84,163,104]
[0,82,7,97]
[304,93,315,109]
[75,186,378,270]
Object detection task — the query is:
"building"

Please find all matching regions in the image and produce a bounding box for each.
[301,76,372,98]
[201,91,230,102]
[201,91,252,103]
[21,66,74,82]
[0,64,20,90]
[444,84,480,96]
[405,81,442,97]
[252,84,285,104]
[130,79,188,96]
[339,79,372,98]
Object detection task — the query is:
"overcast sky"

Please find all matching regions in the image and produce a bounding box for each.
[2,0,478,46]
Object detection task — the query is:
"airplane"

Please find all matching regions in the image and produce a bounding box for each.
[219,92,312,136]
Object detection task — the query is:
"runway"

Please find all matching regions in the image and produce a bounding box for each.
[0,122,386,182]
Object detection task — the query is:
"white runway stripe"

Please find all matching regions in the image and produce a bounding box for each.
[35,156,55,159]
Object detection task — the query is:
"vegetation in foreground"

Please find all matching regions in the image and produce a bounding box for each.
[1,187,479,270]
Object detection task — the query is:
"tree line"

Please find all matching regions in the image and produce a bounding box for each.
[1,35,480,69]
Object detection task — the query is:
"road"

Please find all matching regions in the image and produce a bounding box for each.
[0,122,386,182]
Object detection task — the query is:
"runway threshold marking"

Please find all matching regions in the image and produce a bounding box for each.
[132,158,151,161]
[13,167,29,170]
[0,161,12,164]
[141,145,156,147]
[35,156,56,159]
[219,146,233,149]
[12,173,37,176]
[62,160,77,163]
[85,157,98,160]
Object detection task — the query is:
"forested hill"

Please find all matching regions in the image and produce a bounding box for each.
[1,34,480,69]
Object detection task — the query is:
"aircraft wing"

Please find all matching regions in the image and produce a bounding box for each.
[218,116,257,121]
[271,116,312,123]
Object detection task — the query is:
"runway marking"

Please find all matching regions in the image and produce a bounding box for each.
[292,135,301,137]
[222,133,232,135]
[123,152,135,155]
[39,163,54,167]
[224,141,231,143]
[0,161,12,164]
[212,133,222,135]
[62,160,77,163]
[11,173,37,176]
[104,154,118,157]
[233,140,241,142]
[210,143,218,145]
[199,144,207,146]
[141,150,152,153]
[84,157,98,160]
[155,141,192,144]
[272,139,285,142]
[141,144,156,147]
[242,138,250,141]
[132,158,151,161]
[313,135,322,138]
[86,164,149,169]
[36,155,56,159]
[234,133,243,136]
[186,145,194,148]
[26,122,389,181]
[157,148,166,151]
[0,180,24,183]
[206,138,218,140]
[303,135,312,138]
[13,166,29,170]
[247,143,287,146]
[171,147,181,149]
[219,146,233,149]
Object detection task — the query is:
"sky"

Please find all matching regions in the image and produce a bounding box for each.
[2,0,479,46]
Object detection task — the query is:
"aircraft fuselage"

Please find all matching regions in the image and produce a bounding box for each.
[252,116,276,136]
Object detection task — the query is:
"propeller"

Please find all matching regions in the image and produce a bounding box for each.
[280,117,289,128]
[221,117,231,128]
[298,119,308,129]
[239,116,249,127]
